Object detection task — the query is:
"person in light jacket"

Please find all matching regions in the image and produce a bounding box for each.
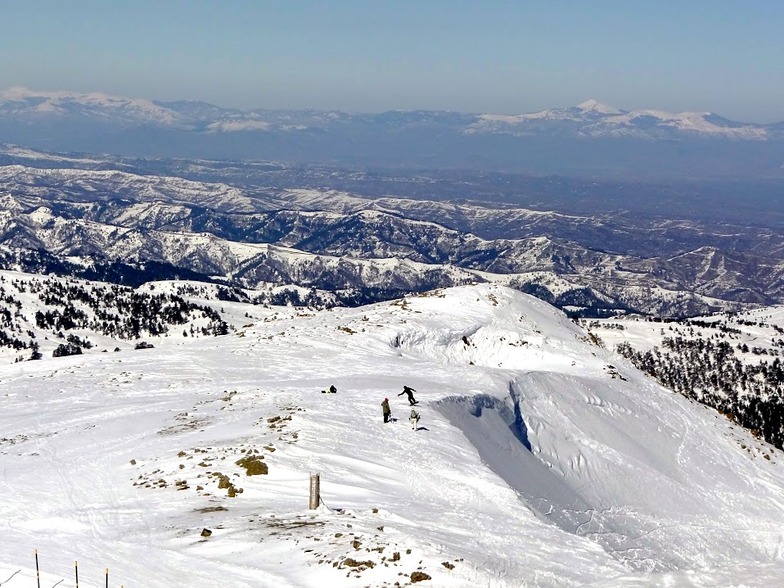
[382,398,392,423]
[409,408,420,430]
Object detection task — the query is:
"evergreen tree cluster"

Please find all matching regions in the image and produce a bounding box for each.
[171,283,337,310]
[25,278,229,340]
[617,333,784,449]
[52,342,83,358]
[0,286,35,354]
[0,274,230,360]
[263,288,334,309]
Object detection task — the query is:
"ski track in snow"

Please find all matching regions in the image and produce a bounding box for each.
[2,282,784,586]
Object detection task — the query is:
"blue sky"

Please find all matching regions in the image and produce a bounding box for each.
[1,1,783,121]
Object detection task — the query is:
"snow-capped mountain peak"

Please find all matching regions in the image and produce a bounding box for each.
[574,98,624,114]
[0,86,181,125]
[469,101,769,140]
[1,87,783,176]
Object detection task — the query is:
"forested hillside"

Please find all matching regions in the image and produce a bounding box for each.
[588,313,784,449]
[0,272,229,362]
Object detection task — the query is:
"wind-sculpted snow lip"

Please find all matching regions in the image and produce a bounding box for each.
[434,369,784,575]
[433,392,602,553]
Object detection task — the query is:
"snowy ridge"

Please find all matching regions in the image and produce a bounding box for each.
[0,87,181,125]
[576,99,625,115]
[2,89,784,177]
[590,110,768,139]
[470,100,769,140]
[0,196,746,316]
[281,188,581,226]
[205,120,271,133]
[2,282,784,586]
[0,88,778,141]
[0,270,335,365]
[475,99,624,125]
[590,304,784,357]
[1,161,774,316]
[0,165,258,213]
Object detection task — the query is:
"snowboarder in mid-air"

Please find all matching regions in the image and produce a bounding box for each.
[398,385,418,405]
[382,398,392,423]
[409,408,420,430]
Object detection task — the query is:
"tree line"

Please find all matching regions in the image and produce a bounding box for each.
[0,275,230,360]
[617,335,784,449]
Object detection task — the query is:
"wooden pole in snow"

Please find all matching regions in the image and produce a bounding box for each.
[309,473,320,509]
[34,549,40,588]
[75,561,79,588]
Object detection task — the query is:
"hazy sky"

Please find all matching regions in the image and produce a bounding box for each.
[2,1,783,121]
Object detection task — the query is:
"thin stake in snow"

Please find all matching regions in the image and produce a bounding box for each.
[75,561,79,588]
[309,473,320,510]
[35,548,40,588]
[105,568,109,588]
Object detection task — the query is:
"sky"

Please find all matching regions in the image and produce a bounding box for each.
[1,1,783,121]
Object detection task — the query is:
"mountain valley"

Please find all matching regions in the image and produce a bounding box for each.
[1,148,783,318]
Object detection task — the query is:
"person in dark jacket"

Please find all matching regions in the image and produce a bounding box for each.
[381,398,392,423]
[398,385,418,406]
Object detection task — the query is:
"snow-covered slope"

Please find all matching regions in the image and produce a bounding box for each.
[0,87,181,126]
[469,100,769,140]
[2,282,784,586]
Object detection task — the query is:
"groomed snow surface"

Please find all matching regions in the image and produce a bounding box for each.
[3,283,784,587]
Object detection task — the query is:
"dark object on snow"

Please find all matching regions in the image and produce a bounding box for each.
[411,571,432,583]
[382,398,391,423]
[201,528,212,537]
[399,385,418,405]
[322,385,337,394]
[52,342,82,358]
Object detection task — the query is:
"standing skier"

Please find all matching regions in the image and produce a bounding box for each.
[381,398,392,423]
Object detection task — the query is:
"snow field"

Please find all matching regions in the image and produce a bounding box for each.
[2,284,784,586]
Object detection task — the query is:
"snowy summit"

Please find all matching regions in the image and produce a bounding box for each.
[1,279,784,586]
[575,99,624,115]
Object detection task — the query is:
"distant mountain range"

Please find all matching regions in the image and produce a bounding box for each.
[2,88,784,178]
[469,98,773,140]
[1,146,783,317]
